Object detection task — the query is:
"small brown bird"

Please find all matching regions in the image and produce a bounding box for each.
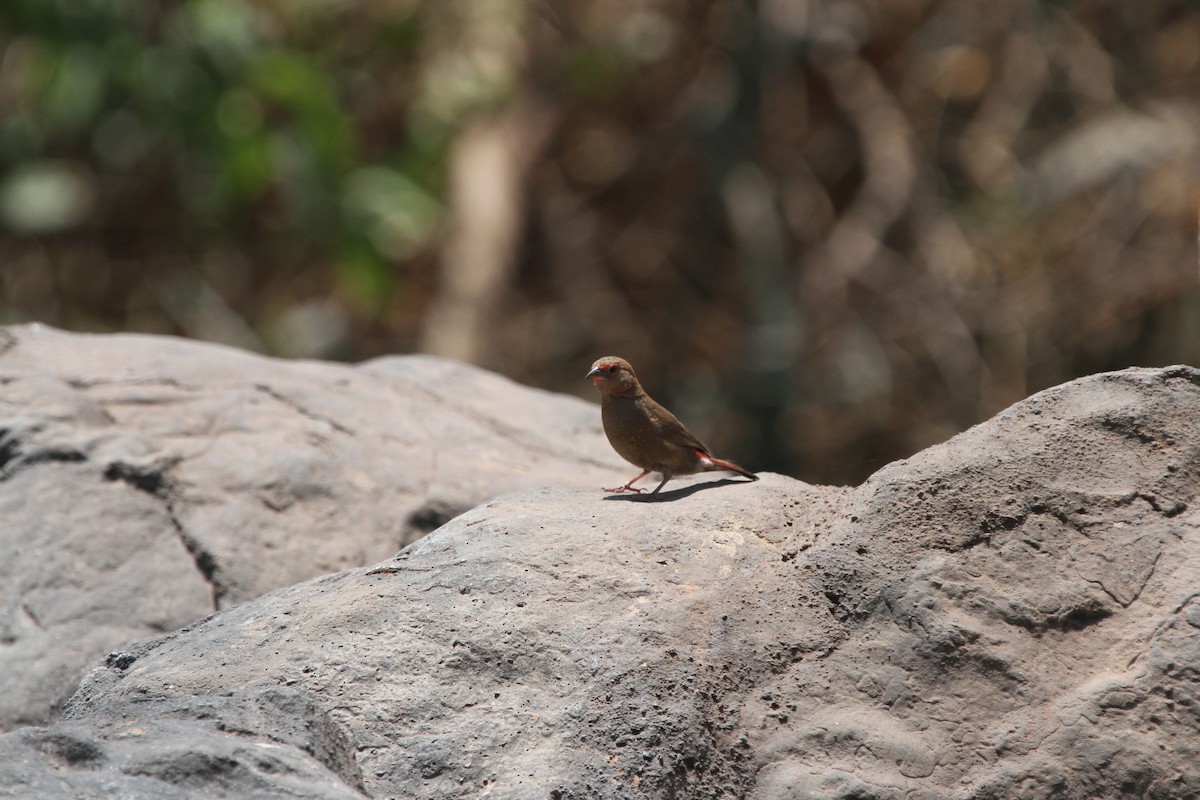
[586,356,757,495]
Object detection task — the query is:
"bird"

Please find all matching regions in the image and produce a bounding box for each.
[586,356,757,495]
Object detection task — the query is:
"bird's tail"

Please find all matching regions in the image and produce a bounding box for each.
[698,452,758,481]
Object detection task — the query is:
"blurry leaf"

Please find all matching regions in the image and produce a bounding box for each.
[251,50,355,172]
[416,50,515,127]
[215,88,265,139]
[132,45,214,114]
[380,12,426,56]
[223,133,273,199]
[178,0,263,70]
[396,131,451,199]
[342,165,442,260]
[28,43,105,135]
[0,160,94,234]
[336,239,394,314]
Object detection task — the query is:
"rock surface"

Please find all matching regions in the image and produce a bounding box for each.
[0,324,622,730]
[3,351,1198,799]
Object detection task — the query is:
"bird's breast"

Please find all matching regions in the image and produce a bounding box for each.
[601,395,686,470]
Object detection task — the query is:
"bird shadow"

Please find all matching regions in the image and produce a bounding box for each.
[600,477,753,502]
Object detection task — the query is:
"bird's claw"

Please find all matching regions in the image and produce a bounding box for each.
[604,485,644,494]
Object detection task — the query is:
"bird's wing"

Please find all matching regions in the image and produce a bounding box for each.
[644,398,711,455]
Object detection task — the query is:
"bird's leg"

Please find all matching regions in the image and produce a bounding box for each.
[649,471,672,495]
[605,470,650,493]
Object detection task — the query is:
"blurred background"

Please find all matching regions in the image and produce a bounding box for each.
[1,0,1198,485]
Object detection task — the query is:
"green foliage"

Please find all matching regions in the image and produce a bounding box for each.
[1,0,446,306]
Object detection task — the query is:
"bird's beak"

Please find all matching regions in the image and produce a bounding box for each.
[585,366,604,383]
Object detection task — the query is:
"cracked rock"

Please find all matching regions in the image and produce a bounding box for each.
[3,325,1200,799]
[0,324,622,729]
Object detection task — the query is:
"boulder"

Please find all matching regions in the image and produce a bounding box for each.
[0,324,622,729]
[6,356,1198,798]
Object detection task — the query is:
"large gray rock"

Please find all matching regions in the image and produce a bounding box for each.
[0,324,622,729]
[5,362,1197,798]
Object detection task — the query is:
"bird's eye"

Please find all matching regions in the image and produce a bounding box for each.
[607,365,617,373]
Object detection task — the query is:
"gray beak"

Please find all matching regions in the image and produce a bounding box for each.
[585,366,602,380]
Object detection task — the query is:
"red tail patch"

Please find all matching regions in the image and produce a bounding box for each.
[699,452,758,480]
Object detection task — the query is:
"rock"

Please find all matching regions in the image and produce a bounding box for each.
[5,362,1196,798]
[0,324,622,729]
[0,686,365,799]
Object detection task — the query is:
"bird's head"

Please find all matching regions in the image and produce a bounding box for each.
[586,356,641,397]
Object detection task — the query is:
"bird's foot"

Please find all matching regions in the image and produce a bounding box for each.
[604,485,645,494]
